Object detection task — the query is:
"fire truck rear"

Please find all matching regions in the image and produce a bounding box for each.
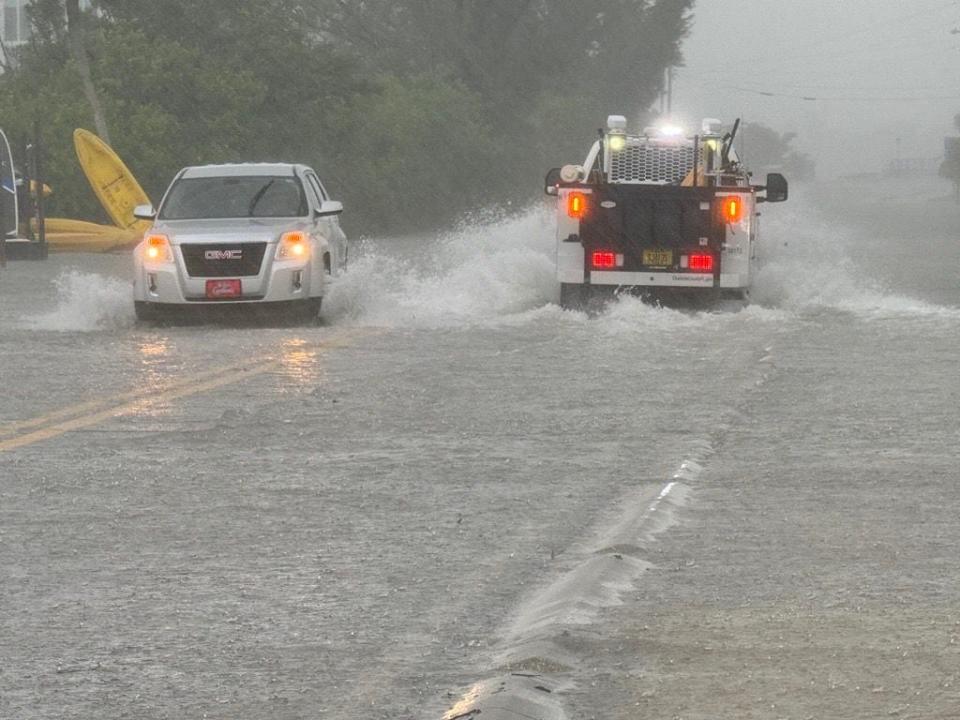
[547,116,789,309]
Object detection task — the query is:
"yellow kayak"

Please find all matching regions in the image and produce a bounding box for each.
[32,217,141,253]
[73,129,153,234]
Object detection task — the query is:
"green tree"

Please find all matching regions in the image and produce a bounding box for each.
[0,0,695,233]
[312,0,691,109]
[740,122,815,181]
[1,0,368,223]
[311,0,694,174]
[330,72,505,230]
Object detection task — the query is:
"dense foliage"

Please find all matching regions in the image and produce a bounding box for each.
[739,122,816,182]
[0,0,693,233]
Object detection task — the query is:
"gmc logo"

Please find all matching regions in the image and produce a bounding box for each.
[204,249,242,261]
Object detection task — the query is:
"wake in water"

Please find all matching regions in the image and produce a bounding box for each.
[324,206,560,327]
[25,271,135,332]
[323,197,881,331]
[320,199,827,331]
[322,202,794,332]
[20,193,958,335]
[751,198,960,321]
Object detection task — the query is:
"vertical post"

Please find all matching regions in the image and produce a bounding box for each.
[0,198,6,268]
[34,131,47,258]
[22,143,33,242]
[0,142,6,267]
[739,118,746,168]
[692,135,700,188]
[596,127,606,180]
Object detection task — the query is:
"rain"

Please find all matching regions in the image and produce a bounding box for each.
[1,2,959,718]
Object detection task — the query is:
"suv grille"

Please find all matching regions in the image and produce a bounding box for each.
[180,243,267,277]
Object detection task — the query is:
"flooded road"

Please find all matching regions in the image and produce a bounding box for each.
[2,179,959,719]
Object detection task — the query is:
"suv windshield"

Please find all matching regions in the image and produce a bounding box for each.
[159,175,308,220]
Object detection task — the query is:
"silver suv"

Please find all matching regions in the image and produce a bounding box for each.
[132,163,347,322]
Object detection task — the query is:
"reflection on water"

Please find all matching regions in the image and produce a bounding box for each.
[278,337,323,388]
[138,336,172,382]
[135,336,174,416]
[139,337,170,360]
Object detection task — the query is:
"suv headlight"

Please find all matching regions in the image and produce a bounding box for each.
[277,231,310,260]
[144,234,173,263]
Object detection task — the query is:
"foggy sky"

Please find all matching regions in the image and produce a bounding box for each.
[673,0,960,179]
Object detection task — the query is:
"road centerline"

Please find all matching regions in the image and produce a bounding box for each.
[0,329,374,453]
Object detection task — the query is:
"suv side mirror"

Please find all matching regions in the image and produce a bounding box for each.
[133,203,156,220]
[544,168,562,196]
[315,200,343,218]
[761,173,788,203]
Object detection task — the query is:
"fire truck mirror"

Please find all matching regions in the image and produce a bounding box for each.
[544,168,562,196]
[764,173,789,203]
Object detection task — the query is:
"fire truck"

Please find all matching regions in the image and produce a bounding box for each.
[546,116,788,309]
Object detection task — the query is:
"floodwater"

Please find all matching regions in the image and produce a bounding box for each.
[1,177,958,719]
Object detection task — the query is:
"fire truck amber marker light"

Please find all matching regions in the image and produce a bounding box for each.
[567,192,587,219]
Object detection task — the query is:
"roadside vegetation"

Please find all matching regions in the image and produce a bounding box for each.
[0,0,693,234]
[740,122,815,181]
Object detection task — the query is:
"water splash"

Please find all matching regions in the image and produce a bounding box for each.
[751,200,960,321]
[25,271,135,332]
[324,206,558,327]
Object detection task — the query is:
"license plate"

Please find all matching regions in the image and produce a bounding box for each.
[206,279,242,299]
[643,249,673,267]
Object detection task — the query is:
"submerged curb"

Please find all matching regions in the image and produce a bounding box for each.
[443,674,566,720]
[439,463,702,719]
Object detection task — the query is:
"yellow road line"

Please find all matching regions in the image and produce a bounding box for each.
[0,362,258,439]
[0,360,281,453]
[0,328,377,453]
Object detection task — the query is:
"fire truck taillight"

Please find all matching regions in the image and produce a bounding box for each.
[719,196,744,223]
[567,192,588,219]
[592,251,617,269]
[689,254,715,272]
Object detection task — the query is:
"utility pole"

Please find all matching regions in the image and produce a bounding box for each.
[658,73,665,115]
[658,67,674,116]
[66,0,111,144]
[667,66,674,115]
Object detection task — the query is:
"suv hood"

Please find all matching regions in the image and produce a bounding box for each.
[151,217,309,245]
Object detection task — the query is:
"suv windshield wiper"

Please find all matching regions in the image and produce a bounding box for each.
[247,180,276,216]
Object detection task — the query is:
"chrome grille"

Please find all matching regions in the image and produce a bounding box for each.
[180,243,267,277]
[609,140,700,184]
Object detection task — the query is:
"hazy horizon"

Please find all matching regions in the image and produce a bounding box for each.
[675,0,960,179]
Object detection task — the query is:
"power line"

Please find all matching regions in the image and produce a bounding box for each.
[681,75,960,103]
[744,0,959,63]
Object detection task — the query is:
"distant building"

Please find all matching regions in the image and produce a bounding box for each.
[1,0,33,49]
[1,0,95,64]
